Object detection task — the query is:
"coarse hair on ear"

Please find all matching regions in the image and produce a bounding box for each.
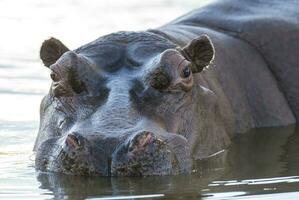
[179,35,215,73]
[40,37,69,67]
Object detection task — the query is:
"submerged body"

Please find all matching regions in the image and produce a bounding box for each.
[35,0,299,176]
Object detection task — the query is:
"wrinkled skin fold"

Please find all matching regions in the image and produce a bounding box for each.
[35,0,299,176]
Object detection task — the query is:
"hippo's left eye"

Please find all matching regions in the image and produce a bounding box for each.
[50,71,60,82]
[181,66,191,78]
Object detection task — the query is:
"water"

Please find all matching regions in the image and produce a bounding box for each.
[1,0,299,199]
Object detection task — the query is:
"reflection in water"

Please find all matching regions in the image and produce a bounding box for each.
[35,125,299,199]
[37,171,220,199]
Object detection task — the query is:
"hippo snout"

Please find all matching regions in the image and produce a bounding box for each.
[36,130,191,176]
[65,133,86,150]
[111,131,191,176]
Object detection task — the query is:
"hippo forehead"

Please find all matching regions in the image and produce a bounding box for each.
[74,31,176,72]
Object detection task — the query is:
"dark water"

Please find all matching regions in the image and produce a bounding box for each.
[3,125,299,199]
[1,0,299,199]
[30,125,299,200]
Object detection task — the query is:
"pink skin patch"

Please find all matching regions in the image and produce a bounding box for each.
[129,132,155,153]
[139,133,154,148]
[66,135,80,149]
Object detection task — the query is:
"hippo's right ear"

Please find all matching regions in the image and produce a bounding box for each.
[40,37,69,67]
[180,35,215,73]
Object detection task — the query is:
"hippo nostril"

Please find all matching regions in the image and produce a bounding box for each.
[111,131,176,176]
[66,133,83,149]
[128,131,156,153]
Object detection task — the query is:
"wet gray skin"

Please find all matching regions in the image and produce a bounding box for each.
[35,0,299,176]
[34,32,219,176]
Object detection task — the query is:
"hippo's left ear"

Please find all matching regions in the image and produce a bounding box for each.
[40,37,69,67]
[180,35,215,73]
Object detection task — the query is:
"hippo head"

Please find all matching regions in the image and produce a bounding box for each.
[34,31,229,176]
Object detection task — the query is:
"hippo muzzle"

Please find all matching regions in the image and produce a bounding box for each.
[36,129,191,176]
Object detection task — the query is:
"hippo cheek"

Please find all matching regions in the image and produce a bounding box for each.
[110,131,191,176]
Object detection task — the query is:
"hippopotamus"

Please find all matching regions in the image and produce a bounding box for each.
[34,0,299,176]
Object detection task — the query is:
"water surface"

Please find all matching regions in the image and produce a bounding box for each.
[1,0,299,199]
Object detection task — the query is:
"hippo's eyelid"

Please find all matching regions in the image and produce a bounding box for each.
[178,58,188,69]
[51,68,59,74]
[50,70,62,82]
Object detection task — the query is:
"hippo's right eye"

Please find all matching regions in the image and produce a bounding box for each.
[181,66,191,78]
[50,71,60,82]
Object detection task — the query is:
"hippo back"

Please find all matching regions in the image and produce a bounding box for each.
[164,0,299,120]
